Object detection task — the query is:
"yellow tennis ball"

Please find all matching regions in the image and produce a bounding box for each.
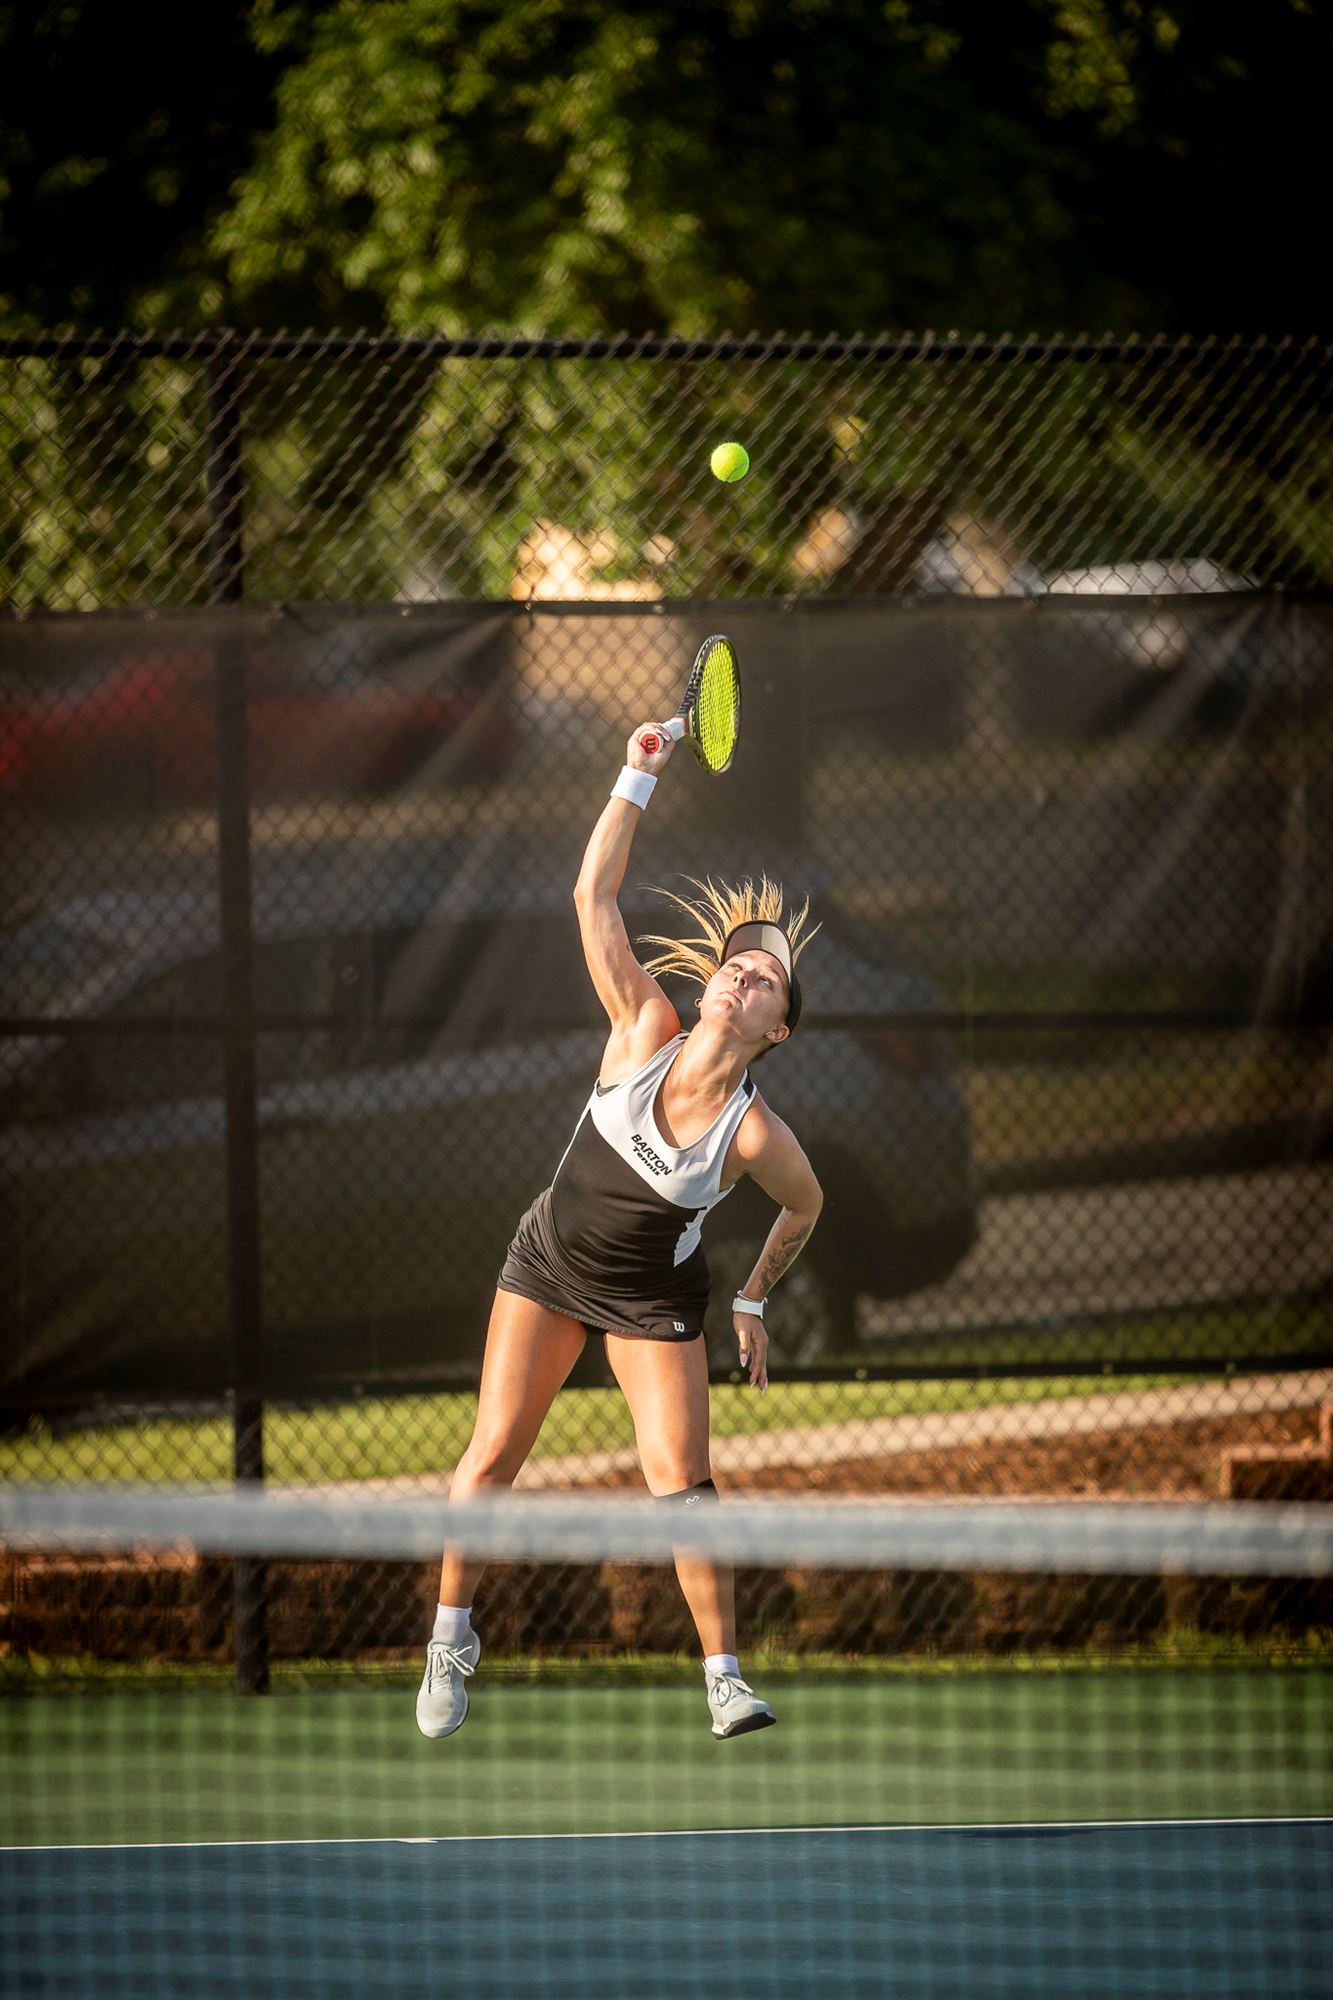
[710,441,750,482]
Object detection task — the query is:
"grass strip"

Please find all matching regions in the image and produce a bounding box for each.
[2,1369,1220,1484]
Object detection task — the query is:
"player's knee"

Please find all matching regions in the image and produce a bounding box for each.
[457,1434,525,1487]
[655,1479,718,1506]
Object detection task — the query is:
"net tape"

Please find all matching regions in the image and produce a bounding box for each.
[3,1487,1330,1576]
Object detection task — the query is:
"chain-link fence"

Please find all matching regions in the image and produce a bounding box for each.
[4,332,1332,611]
[2,334,1330,1674]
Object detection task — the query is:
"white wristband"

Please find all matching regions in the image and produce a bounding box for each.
[732,1294,765,1318]
[611,767,657,809]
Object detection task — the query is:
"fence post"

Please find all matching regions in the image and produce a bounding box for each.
[206,336,269,1696]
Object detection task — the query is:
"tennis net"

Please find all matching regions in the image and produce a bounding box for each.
[3,1487,1330,1998]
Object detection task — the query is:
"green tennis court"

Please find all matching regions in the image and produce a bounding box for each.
[4,1668,1331,1997]
[4,1671,1331,1848]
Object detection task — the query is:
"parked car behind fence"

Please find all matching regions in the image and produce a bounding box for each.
[1,857,975,1414]
[0,627,512,808]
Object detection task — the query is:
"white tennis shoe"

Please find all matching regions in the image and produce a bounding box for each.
[706,1669,776,1740]
[415,1632,481,1739]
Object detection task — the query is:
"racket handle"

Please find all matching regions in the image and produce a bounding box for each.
[639,718,686,754]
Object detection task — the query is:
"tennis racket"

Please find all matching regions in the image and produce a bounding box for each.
[639,634,740,774]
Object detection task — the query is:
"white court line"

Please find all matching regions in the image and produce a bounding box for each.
[4,1816,1330,1855]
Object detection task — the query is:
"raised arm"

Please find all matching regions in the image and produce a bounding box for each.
[573,724,681,1077]
[727,1102,824,1391]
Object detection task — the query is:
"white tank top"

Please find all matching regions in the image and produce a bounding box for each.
[572,1032,756,1267]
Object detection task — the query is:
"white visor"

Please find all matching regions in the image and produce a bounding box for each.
[720,921,800,1028]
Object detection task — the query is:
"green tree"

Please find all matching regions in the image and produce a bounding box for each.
[2,2,1329,608]
[207,0,1096,335]
[2,0,1330,338]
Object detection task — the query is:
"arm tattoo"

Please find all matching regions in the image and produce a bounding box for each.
[750,1214,816,1299]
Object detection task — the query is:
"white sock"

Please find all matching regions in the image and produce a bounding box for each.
[704,1653,741,1680]
[432,1604,474,1645]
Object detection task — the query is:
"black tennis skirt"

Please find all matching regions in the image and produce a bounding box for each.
[498,1188,707,1344]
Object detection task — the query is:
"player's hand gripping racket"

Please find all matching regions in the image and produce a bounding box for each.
[639,634,740,774]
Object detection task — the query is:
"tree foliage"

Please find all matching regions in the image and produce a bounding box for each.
[2,2,1329,610]
[2,0,1329,338]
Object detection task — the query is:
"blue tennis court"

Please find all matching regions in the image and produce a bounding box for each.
[6,1817,1331,1998]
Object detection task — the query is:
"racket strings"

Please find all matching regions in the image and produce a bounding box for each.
[693,643,739,773]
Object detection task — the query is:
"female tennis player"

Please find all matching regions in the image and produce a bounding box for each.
[417,720,822,1741]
